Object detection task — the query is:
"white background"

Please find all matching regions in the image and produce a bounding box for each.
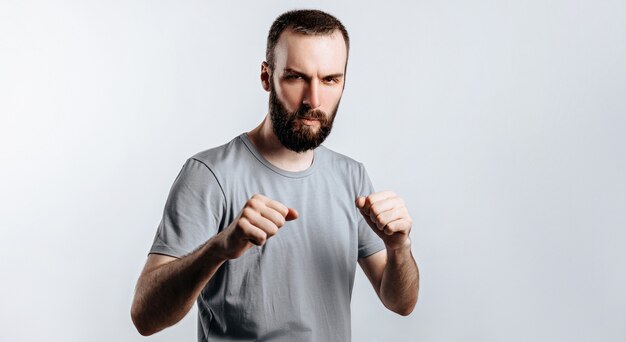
[1,1,625,341]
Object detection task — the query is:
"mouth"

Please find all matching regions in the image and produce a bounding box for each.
[298,117,320,126]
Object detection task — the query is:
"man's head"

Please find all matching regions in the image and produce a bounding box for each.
[262,9,349,153]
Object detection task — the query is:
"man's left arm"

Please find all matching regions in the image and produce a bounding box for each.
[356,191,419,316]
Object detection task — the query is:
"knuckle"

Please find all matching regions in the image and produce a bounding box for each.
[389,223,398,231]
[245,198,256,208]
[267,225,279,237]
[376,219,386,230]
[236,217,249,232]
[276,216,286,227]
[247,197,262,208]
[368,211,377,221]
[238,215,248,225]
[242,207,255,218]
[385,224,394,233]
[277,204,289,216]
[375,211,385,223]
[370,203,381,216]
[252,194,267,203]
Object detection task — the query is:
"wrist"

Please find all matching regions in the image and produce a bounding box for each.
[386,239,412,259]
[202,236,230,263]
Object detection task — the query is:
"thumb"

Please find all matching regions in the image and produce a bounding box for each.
[355,196,366,209]
[285,207,299,221]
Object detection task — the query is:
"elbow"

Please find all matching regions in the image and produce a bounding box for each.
[131,316,155,336]
[394,303,416,316]
[386,292,418,316]
[135,326,154,337]
[131,304,157,336]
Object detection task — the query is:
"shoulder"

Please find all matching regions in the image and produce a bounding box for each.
[175,134,249,188]
[316,145,374,196]
[317,145,367,174]
[188,134,252,172]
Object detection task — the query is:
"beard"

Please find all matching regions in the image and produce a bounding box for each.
[269,81,339,153]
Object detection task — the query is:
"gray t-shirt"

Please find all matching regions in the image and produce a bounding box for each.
[150,133,385,342]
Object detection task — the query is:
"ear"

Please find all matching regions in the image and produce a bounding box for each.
[260,61,271,92]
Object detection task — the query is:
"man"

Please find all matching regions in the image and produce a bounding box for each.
[131,9,419,341]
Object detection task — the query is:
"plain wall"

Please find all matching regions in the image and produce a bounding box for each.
[1,0,624,341]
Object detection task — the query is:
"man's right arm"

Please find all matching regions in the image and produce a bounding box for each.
[130,237,226,336]
[130,194,298,336]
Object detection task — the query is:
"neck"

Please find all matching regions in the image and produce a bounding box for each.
[247,115,315,172]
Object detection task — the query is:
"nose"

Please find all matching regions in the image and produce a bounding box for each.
[302,79,321,109]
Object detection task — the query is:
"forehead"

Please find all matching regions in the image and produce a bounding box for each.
[273,29,347,74]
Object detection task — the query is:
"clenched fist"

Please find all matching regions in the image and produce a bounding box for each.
[215,194,298,260]
[356,191,413,251]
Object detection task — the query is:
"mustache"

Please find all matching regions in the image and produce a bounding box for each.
[294,106,328,122]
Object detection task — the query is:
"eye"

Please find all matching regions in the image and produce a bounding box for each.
[323,77,339,84]
[285,74,303,80]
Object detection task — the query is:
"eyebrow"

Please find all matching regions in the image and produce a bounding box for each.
[283,68,344,80]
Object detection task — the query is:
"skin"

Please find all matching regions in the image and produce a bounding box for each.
[131,195,299,336]
[356,191,419,315]
[249,29,347,172]
[131,29,419,336]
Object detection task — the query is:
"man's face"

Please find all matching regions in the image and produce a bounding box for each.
[267,29,347,153]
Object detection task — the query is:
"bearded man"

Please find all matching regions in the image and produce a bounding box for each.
[131,9,419,342]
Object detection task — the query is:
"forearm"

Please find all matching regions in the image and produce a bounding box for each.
[131,237,227,336]
[380,242,419,316]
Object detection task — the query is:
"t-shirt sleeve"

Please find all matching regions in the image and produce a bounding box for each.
[356,163,386,259]
[149,158,226,258]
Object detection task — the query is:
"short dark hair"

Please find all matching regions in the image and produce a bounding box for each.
[265,9,350,70]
